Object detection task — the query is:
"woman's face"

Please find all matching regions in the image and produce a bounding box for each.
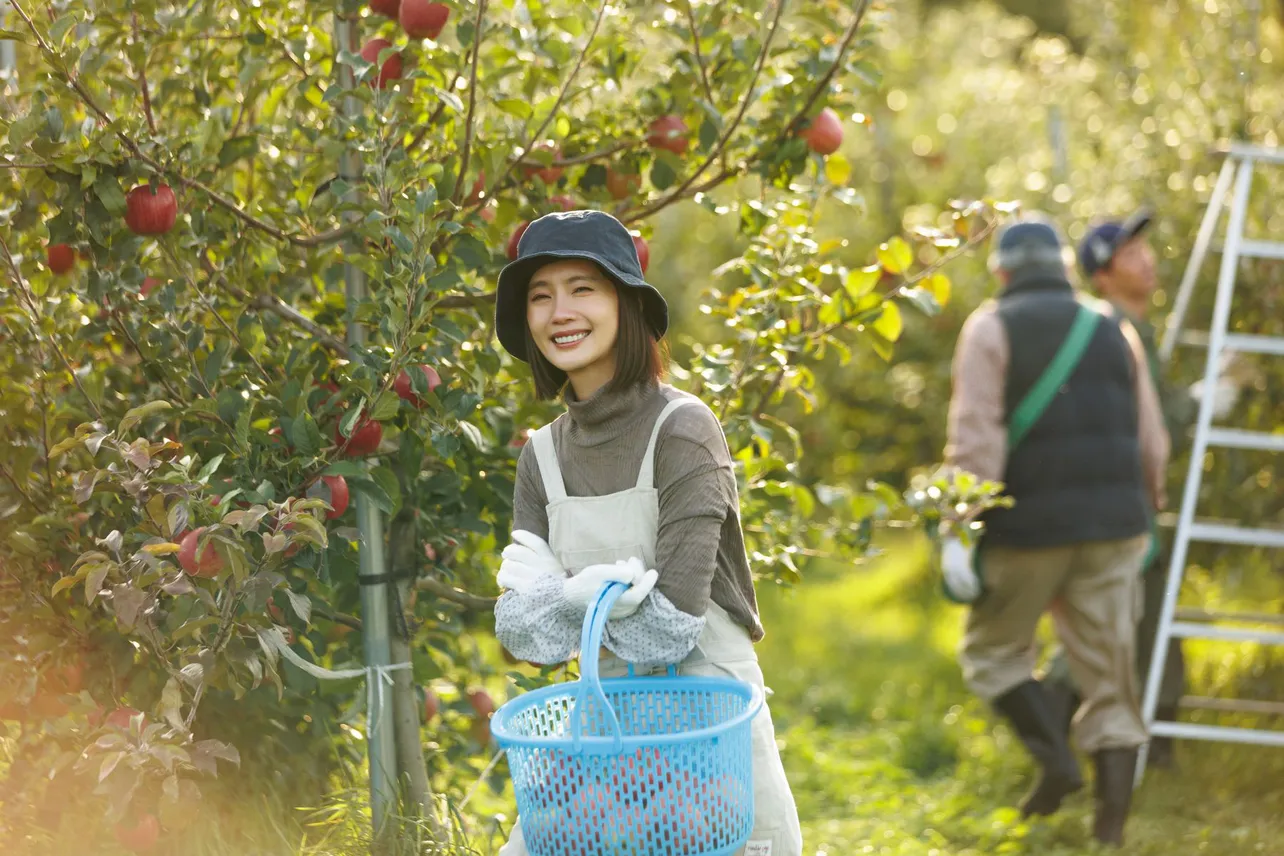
[526,259,620,396]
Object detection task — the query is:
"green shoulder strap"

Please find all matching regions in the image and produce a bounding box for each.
[1008,304,1103,449]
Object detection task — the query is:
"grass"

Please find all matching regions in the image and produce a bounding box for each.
[755,536,1284,855]
[7,537,1283,855]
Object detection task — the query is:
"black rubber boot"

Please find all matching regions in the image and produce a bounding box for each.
[1148,704,1177,769]
[993,680,1084,817]
[1093,748,1139,846]
[1040,676,1082,741]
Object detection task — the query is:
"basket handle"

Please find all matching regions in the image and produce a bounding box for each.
[570,581,627,754]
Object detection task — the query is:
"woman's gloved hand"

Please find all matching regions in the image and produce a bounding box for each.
[940,536,982,604]
[497,530,564,594]
[564,557,659,619]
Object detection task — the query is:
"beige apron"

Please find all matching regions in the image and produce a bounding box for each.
[499,398,802,856]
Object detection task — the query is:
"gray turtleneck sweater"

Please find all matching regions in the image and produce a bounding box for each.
[494,381,763,666]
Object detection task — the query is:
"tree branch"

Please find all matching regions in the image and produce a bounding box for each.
[451,0,488,207]
[250,294,354,358]
[622,0,786,224]
[312,604,363,632]
[0,463,43,512]
[433,292,495,310]
[416,577,496,611]
[11,1,352,249]
[472,0,610,210]
[683,0,718,107]
[0,232,104,420]
[518,138,643,169]
[131,11,157,135]
[621,0,872,224]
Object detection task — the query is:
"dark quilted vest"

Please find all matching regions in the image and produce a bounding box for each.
[982,275,1150,548]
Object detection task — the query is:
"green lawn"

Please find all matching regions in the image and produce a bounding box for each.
[755,536,1284,855]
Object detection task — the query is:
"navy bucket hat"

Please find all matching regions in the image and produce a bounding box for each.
[494,210,668,362]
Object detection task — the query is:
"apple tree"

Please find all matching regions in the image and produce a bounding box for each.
[0,0,995,849]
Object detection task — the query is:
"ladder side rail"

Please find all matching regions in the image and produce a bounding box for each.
[1160,157,1239,364]
[1138,156,1258,780]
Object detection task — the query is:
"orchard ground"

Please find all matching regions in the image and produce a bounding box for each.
[39,535,1275,856]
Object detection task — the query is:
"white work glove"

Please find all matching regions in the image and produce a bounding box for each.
[940,536,982,604]
[497,530,564,595]
[564,557,660,619]
[1190,352,1254,420]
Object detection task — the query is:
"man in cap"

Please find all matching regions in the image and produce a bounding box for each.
[1035,209,1253,767]
[940,216,1169,846]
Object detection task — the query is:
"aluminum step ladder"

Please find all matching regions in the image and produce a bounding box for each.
[1140,142,1284,777]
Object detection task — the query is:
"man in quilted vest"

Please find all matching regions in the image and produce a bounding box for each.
[940,217,1169,847]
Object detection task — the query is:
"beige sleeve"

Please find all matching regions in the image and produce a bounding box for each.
[1123,321,1171,510]
[945,306,1009,483]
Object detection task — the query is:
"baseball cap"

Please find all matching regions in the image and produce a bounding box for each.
[1078,209,1153,278]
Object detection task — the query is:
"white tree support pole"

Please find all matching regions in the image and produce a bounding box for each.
[332,15,399,844]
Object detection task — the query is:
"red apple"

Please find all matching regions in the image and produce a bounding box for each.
[47,243,76,274]
[467,688,495,718]
[306,474,350,519]
[178,527,224,578]
[106,707,145,730]
[647,115,689,155]
[369,0,399,18]
[631,235,650,274]
[549,194,576,212]
[140,276,161,297]
[394,364,443,405]
[479,205,496,223]
[506,220,530,261]
[423,687,439,722]
[467,172,486,204]
[605,168,641,200]
[334,417,383,457]
[470,717,492,745]
[114,813,161,853]
[124,184,178,235]
[360,38,403,89]
[30,693,68,719]
[509,428,529,448]
[400,0,450,39]
[47,659,85,695]
[799,107,844,155]
[521,141,563,184]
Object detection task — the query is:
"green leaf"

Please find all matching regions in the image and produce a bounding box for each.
[347,476,394,515]
[824,153,852,185]
[369,392,400,422]
[289,412,322,457]
[338,403,365,439]
[119,400,173,434]
[872,301,903,342]
[218,135,259,167]
[369,466,402,516]
[927,273,952,307]
[843,265,881,299]
[877,236,914,275]
[386,227,414,255]
[321,461,368,478]
[495,99,532,119]
[93,176,127,215]
[415,186,437,215]
[196,454,226,483]
[650,157,678,191]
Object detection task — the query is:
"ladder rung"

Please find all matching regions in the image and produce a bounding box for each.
[1206,427,1284,453]
[1178,695,1284,716]
[1150,721,1284,746]
[1187,521,1284,549]
[1174,607,1284,626]
[1210,239,1284,260]
[1224,333,1284,356]
[1169,621,1284,645]
[1219,142,1284,165]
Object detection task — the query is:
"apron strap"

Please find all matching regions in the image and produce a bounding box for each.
[528,425,568,502]
[636,398,700,490]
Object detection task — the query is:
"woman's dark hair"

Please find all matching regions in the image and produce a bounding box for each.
[524,276,666,401]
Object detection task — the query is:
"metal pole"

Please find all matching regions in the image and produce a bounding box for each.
[333,14,398,845]
[1,2,17,95]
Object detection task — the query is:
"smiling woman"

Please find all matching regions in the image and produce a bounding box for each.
[486,210,804,855]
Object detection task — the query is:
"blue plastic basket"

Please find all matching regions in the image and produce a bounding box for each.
[492,581,763,856]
